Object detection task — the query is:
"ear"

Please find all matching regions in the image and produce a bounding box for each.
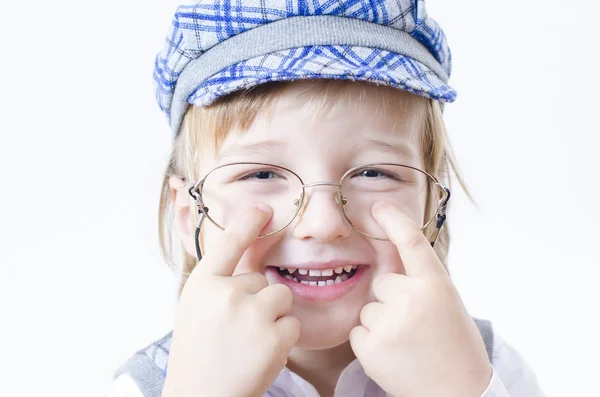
[168,175,197,258]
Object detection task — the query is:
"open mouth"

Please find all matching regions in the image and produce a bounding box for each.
[274,265,361,287]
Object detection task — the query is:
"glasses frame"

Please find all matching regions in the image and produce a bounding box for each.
[187,162,451,261]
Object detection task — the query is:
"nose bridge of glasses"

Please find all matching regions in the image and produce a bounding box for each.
[296,181,345,217]
[302,181,342,189]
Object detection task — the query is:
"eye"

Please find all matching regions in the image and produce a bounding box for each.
[237,168,282,181]
[250,171,275,180]
[358,169,385,178]
[353,168,401,180]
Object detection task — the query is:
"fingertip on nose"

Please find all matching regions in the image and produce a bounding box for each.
[256,203,273,214]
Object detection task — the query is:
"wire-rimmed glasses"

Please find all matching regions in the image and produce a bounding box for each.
[188,162,450,261]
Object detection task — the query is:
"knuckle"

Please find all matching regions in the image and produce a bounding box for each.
[274,283,293,300]
[246,272,269,290]
[289,315,301,330]
[279,316,301,341]
[359,304,370,323]
[288,317,301,339]
[268,284,293,308]
[406,231,428,249]
[360,301,373,316]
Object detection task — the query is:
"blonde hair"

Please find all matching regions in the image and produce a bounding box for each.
[158,79,473,295]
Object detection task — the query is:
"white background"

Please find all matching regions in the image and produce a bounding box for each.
[0,0,598,396]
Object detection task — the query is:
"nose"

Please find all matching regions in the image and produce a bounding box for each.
[292,182,353,242]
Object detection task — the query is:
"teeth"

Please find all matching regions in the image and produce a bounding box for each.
[300,280,310,285]
[280,265,360,283]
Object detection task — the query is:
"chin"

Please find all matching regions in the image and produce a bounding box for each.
[291,304,362,350]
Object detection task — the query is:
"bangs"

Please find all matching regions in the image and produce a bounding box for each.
[177,79,428,180]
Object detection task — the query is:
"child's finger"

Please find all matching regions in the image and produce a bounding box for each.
[254,284,293,320]
[229,272,269,294]
[348,325,369,360]
[372,272,409,303]
[359,301,385,330]
[371,202,447,278]
[274,315,301,351]
[199,204,273,277]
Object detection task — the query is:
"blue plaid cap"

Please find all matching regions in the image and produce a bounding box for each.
[154,0,457,136]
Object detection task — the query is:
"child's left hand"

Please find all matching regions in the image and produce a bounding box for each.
[349,202,492,397]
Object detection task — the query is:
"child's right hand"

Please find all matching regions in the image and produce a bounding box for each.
[161,205,301,397]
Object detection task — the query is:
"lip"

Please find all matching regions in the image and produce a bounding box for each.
[265,265,369,302]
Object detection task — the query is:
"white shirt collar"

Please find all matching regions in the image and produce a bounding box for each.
[272,359,389,397]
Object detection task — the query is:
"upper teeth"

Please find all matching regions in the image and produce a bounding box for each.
[278,265,359,276]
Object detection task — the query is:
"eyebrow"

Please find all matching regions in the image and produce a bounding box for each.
[215,139,286,163]
[215,138,418,163]
[352,139,418,161]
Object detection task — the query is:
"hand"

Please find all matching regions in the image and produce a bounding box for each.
[162,205,301,397]
[349,202,492,397]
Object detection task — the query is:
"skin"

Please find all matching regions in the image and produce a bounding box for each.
[165,82,491,397]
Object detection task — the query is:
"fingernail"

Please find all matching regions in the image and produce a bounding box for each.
[256,203,272,213]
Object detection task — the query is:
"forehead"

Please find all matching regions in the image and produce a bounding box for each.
[215,81,425,162]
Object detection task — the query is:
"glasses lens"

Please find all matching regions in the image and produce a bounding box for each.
[340,164,440,239]
[201,163,303,235]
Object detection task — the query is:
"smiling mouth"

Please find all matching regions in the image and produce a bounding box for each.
[273,265,361,286]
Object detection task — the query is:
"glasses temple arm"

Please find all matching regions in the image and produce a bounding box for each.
[188,185,206,262]
[430,187,451,248]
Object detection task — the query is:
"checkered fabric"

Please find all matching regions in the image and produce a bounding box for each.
[153,0,456,133]
[113,331,172,397]
[189,44,456,105]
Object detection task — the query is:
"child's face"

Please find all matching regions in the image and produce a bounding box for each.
[199,82,426,350]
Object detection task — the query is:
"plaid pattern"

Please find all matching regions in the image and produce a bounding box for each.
[153,0,455,126]
[135,331,171,376]
[189,45,456,107]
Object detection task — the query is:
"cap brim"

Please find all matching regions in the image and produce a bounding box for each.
[188,45,456,109]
